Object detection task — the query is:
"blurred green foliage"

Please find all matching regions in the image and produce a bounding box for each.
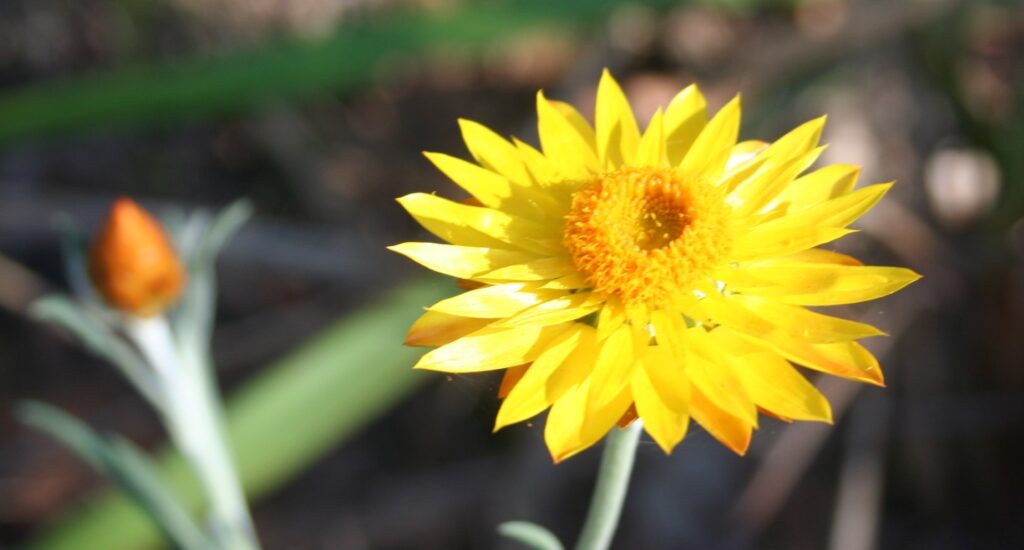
[0,0,680,144]
[29,276,450,550]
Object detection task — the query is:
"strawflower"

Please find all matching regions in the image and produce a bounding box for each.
[89,198,185,317]
[391,71,920,462]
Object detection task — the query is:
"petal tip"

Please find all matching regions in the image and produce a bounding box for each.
[410,357,432,369]
[548,448,569,464]
[654,438,677,455]
[492,418,507,433]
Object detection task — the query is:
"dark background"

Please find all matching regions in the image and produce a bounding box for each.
[1,0,1023,548]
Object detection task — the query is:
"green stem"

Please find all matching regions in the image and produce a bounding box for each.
[574,421,642,550]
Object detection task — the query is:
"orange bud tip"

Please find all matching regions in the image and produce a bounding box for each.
[88,198,185,317]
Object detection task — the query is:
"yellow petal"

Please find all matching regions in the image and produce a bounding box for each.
[495,292,603,327]
[728,145,826,218]
[727,140,769,171]
[596,297,628,340]
[752,182,893,235]
[414,324,570,372]
[720,144,772,194]
[724,263,921,306]
[458,118,533,186]
[396,193,557,255]
[731,225,856,262]
[595,69,641,167]
[650,309,688,361]
[689,385,752,455]
[631,346,690,453]
[813,340,885,385]
[479,256,577,282]
[549,99,598,151]
[498,364,529,398]
[405,310,493,347]
[727,294,885,343]
[540,272,590,290]
[777,164,861,211]
[545,377,633,463]
[634,108,666,168]
[587,323,643,413]
[513,137,556,177]
[680,95,740,181]
[513,137,569,201]
[777,248,863,266]
[389,242,532,279]
[710,330,832,422]
[759,116,826,166]
[423,152,536,219]
[684,328,758,425]
[664,84,707,165]
[429,283,562,318]
[546,324,600,397]
[544,381,586,462]
[494,324,593,430]
[536,91,600,180]
[700,297,885,385]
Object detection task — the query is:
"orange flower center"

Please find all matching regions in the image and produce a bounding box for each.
[563,167,732,307]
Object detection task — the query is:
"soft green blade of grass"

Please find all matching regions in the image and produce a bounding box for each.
[0,0,678,144]
[27,276,450,550]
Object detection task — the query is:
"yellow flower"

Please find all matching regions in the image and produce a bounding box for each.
[89,198,186,317]
[390,71,920,462]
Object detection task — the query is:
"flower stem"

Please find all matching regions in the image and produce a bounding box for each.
[128,317,259,550]
[574,421,642,550]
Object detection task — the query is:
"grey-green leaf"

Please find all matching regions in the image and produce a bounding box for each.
[27,276,451,550]
[29,295,163,409]
[17,401,210,550]
[172,199,253,356]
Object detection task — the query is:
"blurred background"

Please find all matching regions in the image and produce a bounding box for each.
[1,0,1023,548]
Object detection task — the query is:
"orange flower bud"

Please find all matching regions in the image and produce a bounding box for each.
[88,198,185,317]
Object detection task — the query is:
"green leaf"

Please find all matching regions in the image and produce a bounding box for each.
[18,402,210,550]
[27,276,452,550]
[498,521,565,550]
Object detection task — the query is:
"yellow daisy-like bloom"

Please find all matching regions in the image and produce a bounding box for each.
[390,71,920,462]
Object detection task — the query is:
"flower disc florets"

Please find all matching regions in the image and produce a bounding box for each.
[563,167,731,307]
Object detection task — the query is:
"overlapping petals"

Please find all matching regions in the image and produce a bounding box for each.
[391,70,919,462]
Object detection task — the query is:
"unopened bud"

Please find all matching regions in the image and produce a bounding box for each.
[88,198,185,316]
